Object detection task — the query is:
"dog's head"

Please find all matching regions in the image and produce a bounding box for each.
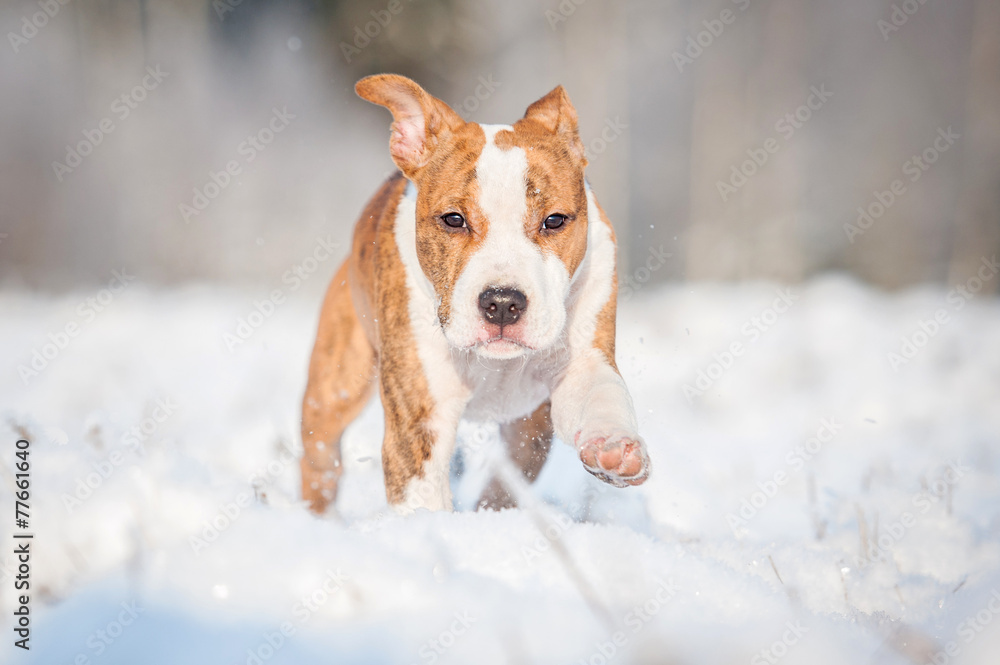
[356,74,590,360]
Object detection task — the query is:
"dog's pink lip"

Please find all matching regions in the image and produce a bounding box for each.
[469,323,534,350]
[474,332,535,353]
[484,335,533,349]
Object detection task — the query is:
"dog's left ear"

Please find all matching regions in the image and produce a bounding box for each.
[521,85,587,166]
[356,74,466,178]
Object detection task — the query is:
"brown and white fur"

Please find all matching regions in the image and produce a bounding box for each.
[300,74,650,514]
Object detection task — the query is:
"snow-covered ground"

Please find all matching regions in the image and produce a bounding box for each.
[1,276,999,665]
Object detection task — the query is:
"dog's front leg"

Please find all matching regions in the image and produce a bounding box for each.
[550,348,650,487]
[380,370,468,512]
[550,189,651,487]
[378,318,471,513]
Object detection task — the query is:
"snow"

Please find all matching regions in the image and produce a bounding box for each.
[1,276,999,665]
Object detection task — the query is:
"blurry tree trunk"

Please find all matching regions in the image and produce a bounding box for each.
[739,0,809,281]
[685,0,807,281]
[562,1,631,276]
[947,0,1000,292]
[683,11,752,280]
[625,0,690,283]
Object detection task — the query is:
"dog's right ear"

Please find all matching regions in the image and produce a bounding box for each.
[521,85,586,166]
[356,74,465,178]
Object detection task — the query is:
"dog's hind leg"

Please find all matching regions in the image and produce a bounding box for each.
[478,401,553,510]
[301,262,376,515]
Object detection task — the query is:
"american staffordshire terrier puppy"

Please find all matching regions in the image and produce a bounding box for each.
[301,74,650,514]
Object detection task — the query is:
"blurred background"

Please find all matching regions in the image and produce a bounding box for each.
[2,0,998,293]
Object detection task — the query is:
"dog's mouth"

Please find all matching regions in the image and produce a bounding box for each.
[477,339,531,358]
[474,329,535,358]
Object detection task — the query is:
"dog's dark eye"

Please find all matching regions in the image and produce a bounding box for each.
[441,213,466,229]
[543,214,567,230]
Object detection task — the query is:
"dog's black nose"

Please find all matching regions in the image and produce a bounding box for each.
[478,288,527,326]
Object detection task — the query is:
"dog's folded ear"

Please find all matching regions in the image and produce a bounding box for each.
[356,74,466,178]
[521,85,587,166]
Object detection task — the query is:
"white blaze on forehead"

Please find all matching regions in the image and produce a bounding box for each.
[476,124,528,247]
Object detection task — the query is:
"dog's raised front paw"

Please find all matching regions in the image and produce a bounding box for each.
[576,432,650,488]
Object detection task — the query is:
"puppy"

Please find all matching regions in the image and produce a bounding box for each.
[301,75,650,514]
